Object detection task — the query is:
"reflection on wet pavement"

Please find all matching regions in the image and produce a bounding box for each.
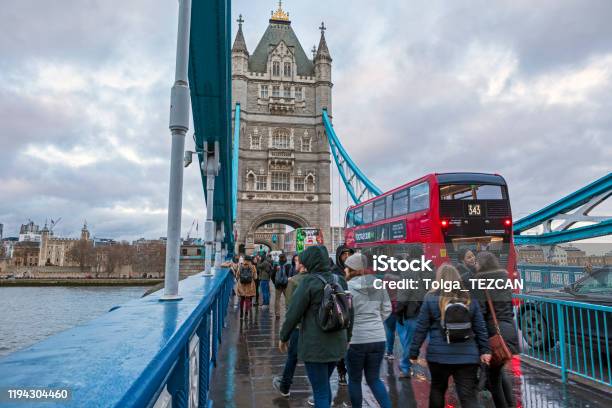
[210,293,611,407]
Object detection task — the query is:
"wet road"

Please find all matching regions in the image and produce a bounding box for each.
[210,292,611,407]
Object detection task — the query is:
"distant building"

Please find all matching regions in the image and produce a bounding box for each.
[38,222,91,267]
[0,223,3,240]
[562,246,587,266]
[12,241,40,266]
[19,221,41,242]
[326,226,345,254]
[1,237,18,259]
[550,246,568,265]
[517,245,546,264]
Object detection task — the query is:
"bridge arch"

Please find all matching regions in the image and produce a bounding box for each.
[239,212,311,254]
[247,211,310,232]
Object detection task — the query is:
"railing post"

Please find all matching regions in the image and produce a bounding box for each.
[557,303,567,383]
[167,344,190,408]
[212,297,219,366]
[197,310,211,406]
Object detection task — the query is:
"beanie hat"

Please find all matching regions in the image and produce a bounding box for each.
[344,253,367,271]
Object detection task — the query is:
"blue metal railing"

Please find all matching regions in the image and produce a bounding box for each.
[0,270,235,408]
[518,264,585,290]
[515,293,611,386]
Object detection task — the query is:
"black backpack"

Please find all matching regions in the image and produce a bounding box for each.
[239,266,253,284]
[441,301,473,343]
[314,274,353,332]
[276,264,289,287]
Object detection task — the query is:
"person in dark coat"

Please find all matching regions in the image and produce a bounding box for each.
[456,248,477,286]
[409,264,491,408]
[279,246,349,408]
[331,244,354,385]
[471,251,519,408]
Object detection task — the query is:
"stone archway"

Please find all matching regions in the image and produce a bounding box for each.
[242,211,311,254]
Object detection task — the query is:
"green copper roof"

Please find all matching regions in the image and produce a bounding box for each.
[249,22,314,76]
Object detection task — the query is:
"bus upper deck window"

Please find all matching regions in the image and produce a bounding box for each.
[410,182,429,212]
[392,189,409,216]
[346,211,354,227]
[373,199,386,222]
[354,208,363,226]
[363,203,373,224]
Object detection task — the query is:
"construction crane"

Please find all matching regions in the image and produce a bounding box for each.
[186,219,198,241]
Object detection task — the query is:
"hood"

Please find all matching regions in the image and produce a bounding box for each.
[348,274,378,295]
[335,244,355,269]
[299,246,330,273]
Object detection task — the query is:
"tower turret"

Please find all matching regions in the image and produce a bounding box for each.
[314,22,332,115]
[232,15,249,106]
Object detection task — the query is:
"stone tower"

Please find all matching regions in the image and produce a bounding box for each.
[232,4,332,254]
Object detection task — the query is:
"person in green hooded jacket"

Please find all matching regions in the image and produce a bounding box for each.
[279,245,349,408]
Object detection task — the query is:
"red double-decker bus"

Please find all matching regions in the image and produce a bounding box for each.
[344,172,517,279]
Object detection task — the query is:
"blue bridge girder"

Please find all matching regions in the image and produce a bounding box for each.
[514,172,612,245]
[188,0,234,249]
[322,109,382,204]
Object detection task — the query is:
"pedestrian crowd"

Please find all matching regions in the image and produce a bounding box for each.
[227,245,518,408]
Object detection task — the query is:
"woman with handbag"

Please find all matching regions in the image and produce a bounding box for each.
[473,251,520,408]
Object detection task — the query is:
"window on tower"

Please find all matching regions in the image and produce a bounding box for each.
[272,61,280,77]
[260,85,268,98]
[284,62,292,77]
[272,129,290,149]
[256,175,267,191]
[271,171,290,191]
[295,87,303,100]
[283,86,291,98]
[294,176,305,191]
[272,86,280,97]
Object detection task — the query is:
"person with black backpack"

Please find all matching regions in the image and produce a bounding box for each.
[279,245,351,408]
[409,264,491,408]
[271,253,291,319]
[235,256,258,319]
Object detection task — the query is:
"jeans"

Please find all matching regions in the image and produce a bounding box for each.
[280,329,300,392]
[384,314,397,354]
[489,363,516,408]
[428,362,479,408]
[274,286,286,317]
[396,317,416,373]
[304,361,336,408]
[346,341,391,408]
[259,280,270,305]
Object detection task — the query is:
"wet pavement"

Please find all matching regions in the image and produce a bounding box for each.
[210,292,611,407]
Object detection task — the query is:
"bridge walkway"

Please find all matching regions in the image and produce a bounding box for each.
[210,291,610,407]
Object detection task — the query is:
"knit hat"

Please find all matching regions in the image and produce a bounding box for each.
[344,253,367,271]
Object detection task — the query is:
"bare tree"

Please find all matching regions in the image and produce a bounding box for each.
[67,239,96,272]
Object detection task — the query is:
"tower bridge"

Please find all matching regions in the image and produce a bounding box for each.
[0,1,610,407]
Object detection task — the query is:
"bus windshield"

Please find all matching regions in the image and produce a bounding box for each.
[440,184,505,200]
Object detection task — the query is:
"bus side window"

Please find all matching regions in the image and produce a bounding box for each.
[392,189,409,216]
[346,210,355,227]
[373,199,386,222]
[410,182,429,212]
[363,203,373,224]
[354,208,363,226]
[386,195,393,219]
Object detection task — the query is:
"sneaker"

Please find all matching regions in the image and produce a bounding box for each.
[272,376,290,397]
[338,373,347,386]
[385,353,395,360]
[308,396,337,407]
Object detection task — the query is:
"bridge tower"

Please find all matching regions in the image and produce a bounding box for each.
[232,3,332,254]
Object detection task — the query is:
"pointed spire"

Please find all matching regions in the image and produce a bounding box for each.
[315,22,331,61]
[311,45,317,60]
[232,14,248,54]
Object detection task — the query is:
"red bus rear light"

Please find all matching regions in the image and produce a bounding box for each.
[440,220,449,228]
[504,219,512,226]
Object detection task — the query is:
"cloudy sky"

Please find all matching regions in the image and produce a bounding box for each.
[0,0,610,241]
